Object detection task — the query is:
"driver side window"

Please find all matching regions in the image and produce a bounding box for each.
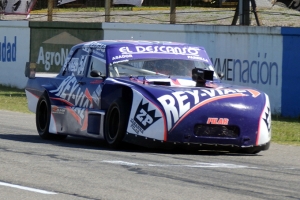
[87,56,106,78]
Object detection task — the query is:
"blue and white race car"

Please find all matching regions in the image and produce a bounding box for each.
[25,40,271,153]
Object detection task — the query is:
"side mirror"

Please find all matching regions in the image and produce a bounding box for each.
[90,70,102,78]
[25,62,36,78]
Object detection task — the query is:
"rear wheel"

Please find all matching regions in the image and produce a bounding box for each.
[36,92,67,140]
[104,98,130,148]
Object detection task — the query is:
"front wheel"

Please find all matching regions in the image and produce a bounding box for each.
[104,98,130,148]
[36,92,67,140]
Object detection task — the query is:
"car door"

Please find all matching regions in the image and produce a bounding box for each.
[71,50,106,136]
[75,50,106,110]
[49,47,106,136]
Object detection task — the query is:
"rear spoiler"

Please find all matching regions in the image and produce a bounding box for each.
[25,62,36,79]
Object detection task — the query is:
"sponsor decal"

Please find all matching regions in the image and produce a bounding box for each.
[52,106,66,114]
[77,55,88,75]
[68,57,79,72]
[130,100,161,134]
[91,85,101,107]
[158,88,261,131]
[0,36,17,62]
[119,46,201,56]
[49,76,94,108]
[82,42,106,52]
[112,54,133,60]
[112,60,129,64]
[67,107,88,131]
[263,107,271,132]
[61,55,87,76]
[207,118,229,125]
[187,55,209,63]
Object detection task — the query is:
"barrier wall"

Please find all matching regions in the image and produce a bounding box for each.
[0,21,299,117]
[102,23,284,116]
[281,28,300,117]
[0,21,30,88]
[29,22,104,73]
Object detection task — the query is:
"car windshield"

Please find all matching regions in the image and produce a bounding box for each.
[110,59,219,79]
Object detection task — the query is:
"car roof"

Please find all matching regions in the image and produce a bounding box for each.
[74,40,205,50]
[71,40,211,65]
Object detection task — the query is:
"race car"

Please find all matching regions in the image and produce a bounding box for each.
[25,40,271,153]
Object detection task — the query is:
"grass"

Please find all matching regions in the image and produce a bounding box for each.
[0,84,299,146]
[0,85,30,113]
[271,117,300,145]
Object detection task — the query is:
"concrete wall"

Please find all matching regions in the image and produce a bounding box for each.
[0,21,299,117]
[102,23,283,115]
[0,21,30,88]
[29,22,104,73]
[281,27,300,117]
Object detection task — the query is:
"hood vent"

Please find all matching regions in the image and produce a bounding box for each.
[148,81,171,86]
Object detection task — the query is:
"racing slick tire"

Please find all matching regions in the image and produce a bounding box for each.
[104,98,130,148]
[36,92,67,140]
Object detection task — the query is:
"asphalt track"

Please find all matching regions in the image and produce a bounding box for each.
[0,110,299,200]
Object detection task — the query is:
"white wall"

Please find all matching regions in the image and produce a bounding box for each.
[0,21,30,89]
[184,26,283,114]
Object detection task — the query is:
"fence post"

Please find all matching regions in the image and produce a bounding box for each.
[48,0,53,22]
[239,0,250,25]
[105,0,111,22]
[170,0,176,24]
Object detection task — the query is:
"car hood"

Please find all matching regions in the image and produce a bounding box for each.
[114,76,270,146]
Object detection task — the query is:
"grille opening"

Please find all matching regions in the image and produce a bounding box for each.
[194,124,240,138]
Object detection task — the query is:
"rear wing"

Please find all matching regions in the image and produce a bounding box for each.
[25,62,36,79]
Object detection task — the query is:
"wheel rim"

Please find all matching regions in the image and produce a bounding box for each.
[107,106,120,141]
[38,100,48,132]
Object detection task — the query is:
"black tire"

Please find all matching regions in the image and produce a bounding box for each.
[36,92,67,140]
[104,98,130,148]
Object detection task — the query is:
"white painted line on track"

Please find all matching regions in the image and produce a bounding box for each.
[102,160,256,169]
[0,181,57,194]
[102,160,139,166]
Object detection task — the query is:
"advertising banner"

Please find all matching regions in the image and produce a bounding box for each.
[113,0,144,7]
[275,0,300,11]
[57,0,76,6]
[0,0,37,15]
[0,21,30,88]
[29,22,104,73]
